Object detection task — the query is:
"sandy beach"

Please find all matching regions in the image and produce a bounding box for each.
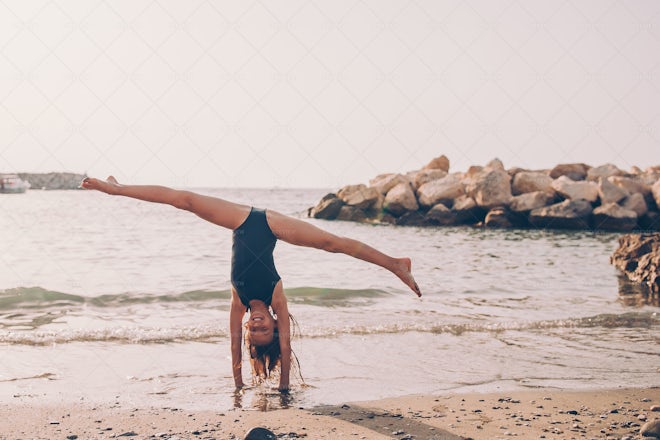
[1,387,658,439]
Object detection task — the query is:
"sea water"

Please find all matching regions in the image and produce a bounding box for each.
[0,189,658,410]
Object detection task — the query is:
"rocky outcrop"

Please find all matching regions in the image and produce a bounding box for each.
[610,233,660,293]
[17,172,87,190]
[308,155,660,231]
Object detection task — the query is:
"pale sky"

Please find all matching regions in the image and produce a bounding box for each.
[1,0,659,188]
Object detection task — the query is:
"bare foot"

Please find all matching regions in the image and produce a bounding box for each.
[393,257,421,297]
[81,176,121,195]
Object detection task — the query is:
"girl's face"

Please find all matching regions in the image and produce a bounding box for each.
[246,309,276,346]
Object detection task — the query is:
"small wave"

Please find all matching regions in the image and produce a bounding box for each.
[0,325,227,345]
[0,286,387,311]
[2,312,655,346]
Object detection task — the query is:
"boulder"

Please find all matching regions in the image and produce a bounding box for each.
[485,158,505,171]
[586,163,625,182]
[411,169,447,189]
[309,193,344,219]
[598,177,629,204]
[551,175,599,202]
[423,154,450,172]
[592,203,638,231]
[337,184,380,210]
[610,233,660,293]
[511,171,554,195]
[336,205,367,222]
[609,176,651,196]
[549,163,589,181]
[653,180,660,209]
[465,165,483,178]
[529,199,593,230]
[384,182,419,216]
[485,207,513,228]
[640,419,660,438]
[452,196,486,224]
[465,168,512,209]
[395,211,429,227]
[426,203,459,226]
[509,191,555,213]
[369,173,409,195]
[417,173,465,208]
[622,193,649,217]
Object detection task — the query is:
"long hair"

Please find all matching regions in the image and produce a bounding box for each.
[246,313,303,383]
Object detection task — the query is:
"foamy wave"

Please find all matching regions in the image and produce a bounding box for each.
[0,325,227,345]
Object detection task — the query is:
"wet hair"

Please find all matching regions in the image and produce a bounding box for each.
[246,313,303,383]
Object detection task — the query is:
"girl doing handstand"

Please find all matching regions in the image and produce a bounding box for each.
[82,177,421,391]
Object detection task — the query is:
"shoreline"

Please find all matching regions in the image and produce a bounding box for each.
[2,387,657,439]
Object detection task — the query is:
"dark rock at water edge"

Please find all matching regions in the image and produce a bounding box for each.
[18,172,87,190]
[529,200,593,230]
[309,193,343,220]
[245,427,277,440]
[610,233,660,293]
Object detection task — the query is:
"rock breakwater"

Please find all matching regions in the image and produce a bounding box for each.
[17,172,87,190]
[309,156,660,231]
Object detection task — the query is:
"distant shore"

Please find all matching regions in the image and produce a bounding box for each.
[1,387,657,439]
[16,172,86,190]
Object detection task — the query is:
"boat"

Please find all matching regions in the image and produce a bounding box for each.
[0,174,30,193]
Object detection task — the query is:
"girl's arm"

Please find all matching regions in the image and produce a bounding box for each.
[271,288,291,391]
[230,290,246,389]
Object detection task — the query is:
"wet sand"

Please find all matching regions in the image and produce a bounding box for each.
[1,387,658,439]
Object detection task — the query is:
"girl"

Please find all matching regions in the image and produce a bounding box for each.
[82,177,421,391]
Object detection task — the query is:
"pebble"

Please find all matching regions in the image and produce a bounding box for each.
[652,406,660,412]
[48,421,60,425]
[67,436,78,440]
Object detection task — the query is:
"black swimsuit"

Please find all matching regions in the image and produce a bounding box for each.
[231,207,281,308]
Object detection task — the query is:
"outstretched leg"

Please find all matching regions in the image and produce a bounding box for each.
[266,210,421,297]
[81,176,251,230]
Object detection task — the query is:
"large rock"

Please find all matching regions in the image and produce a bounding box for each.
[640,419,660,438]
[452,196,486,224]
[309,193,344,219]
[337,184,380,210]
[592,203,638,231]
[653,180,660,208]
[465,168,512,209]
[423,155,450,172]
[395,211,429,226]
[511,171,553,195]
[549,163,589,181]
[411,169,447,189]
[609,176,651,196]
[336,205,367,222]
[509,191,555,212]
[369,173,409,195]
[598,177,629,204]
[529,199,593,229]
[622,193,649,217]
[384,182,419,216]
[426,203,458,226]
[610,233,660,293]
[485,207,513,228]
[417,173,465,208]
[586,163,625,181]
[551,175,599,202]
